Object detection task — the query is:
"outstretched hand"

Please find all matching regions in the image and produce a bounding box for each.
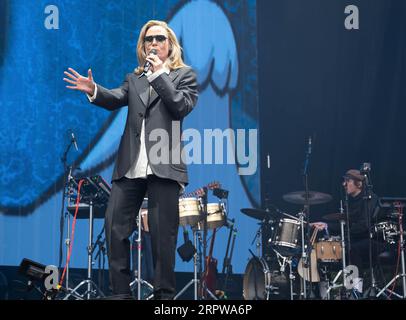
[63,68,96,96]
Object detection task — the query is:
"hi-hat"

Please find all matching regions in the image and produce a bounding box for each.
[322,212,347,221]
[283,191,332,205]
[241,208,280,221]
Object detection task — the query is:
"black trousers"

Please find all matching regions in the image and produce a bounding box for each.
[104,175,180,299]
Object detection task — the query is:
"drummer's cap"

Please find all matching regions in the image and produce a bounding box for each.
[343,169,364,182]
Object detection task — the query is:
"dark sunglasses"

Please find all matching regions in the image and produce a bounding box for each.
[144,35,167,43]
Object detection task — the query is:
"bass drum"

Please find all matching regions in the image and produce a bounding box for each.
[243,257,289,300]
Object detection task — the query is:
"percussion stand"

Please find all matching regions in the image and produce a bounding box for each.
[130,207,154,300]
[199,188,218,300]
[174,227,200,300]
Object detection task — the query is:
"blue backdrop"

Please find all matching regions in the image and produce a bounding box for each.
[0,0,259,274]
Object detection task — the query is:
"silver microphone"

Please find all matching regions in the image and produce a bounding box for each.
[144,49,157,73]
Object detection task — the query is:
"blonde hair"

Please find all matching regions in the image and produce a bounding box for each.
[134,20,187,75]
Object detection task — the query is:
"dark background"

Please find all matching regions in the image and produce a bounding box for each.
[258,0,406,226]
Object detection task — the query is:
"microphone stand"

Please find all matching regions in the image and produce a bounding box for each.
[361,165,377,298]
[58,135,77,275]
[300,137,313,299]
[343,190,352,266]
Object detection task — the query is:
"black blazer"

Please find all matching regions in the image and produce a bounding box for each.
[92,66,198,184]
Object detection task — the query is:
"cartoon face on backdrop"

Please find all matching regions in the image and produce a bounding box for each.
[0,0,259,274]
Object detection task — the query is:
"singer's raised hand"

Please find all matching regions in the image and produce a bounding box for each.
[63,68,96,96]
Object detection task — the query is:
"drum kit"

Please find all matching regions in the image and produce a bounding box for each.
[241,190,350,300]
[241,192,406,300]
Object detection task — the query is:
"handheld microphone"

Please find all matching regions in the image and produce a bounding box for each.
[71,132,78,151]
[143,49,157,73]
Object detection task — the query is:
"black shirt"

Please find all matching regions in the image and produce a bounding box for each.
[347,190,378,241]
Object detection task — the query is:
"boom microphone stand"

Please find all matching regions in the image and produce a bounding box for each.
[59,134,76,270]
[361,163,378,298]
[300,136,313,299]
[59,130,80,288]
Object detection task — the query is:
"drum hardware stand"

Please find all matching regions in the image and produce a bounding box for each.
[376,202,406,299]
[251,223,263,257]
[130,207,154,300]
[63,199,105,300]
[221,219,237,293]
[272,248,295,300]
[175,228,218,300]
[199,188,219,300]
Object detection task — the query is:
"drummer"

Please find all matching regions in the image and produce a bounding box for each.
[313,169,380,295]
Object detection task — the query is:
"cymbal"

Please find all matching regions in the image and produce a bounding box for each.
[283,191,332,205]
[322,213,347,221]
[241,208,280,221]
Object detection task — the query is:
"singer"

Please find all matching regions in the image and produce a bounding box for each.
[63,20,198,299]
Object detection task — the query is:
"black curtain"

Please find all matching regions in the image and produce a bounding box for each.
[258,0,406,224]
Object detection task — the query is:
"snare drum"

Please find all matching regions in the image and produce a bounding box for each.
[179,197,202,227]
[271,218,301,256]
[315,237,342,262]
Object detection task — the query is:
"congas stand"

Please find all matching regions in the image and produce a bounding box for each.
[174,227,200,300]
[175,195,204,300]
